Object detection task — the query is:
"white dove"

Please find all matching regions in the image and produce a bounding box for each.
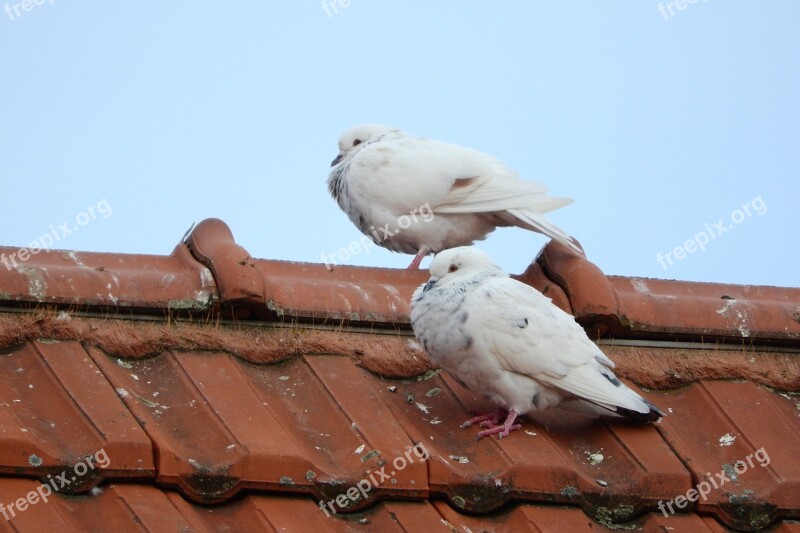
[328,124,582,269]
[410,247,662,439]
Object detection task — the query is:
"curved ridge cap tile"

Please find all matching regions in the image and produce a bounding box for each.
[184,218,265,309]
[253,259,427,326]
[536,240,618,332]
[514,262,572,315]
[0,245,215,311]
[607,276,800,342]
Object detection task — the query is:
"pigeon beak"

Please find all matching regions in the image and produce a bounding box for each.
[422,278,438,293]
[331,153,344,167]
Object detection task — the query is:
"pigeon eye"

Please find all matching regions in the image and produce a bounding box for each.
[353,139,362,147]
[448,264,458,273]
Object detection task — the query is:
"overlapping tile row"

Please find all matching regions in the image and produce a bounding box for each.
[0,340,154,491]
[86,348,430,506]
[209,219,797,340]
[1,481,782,531]
[183,219,568,326]
[4,336,799,529]
[4,218,798,344]
[185,217,428,325]
[656,380,800,530]
[0,244,216,312]
[379,371,687,520]
[537,241,800,344]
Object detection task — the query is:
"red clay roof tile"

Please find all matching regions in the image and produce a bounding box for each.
[1,217,799,530]
[0,243,215,312]
[538,241,800,344]
[0,340,153,491]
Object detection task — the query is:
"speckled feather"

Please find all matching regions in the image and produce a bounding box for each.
[410,247,663,425]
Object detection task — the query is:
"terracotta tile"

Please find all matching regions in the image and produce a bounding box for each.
[656,380,800,529]
[538,240,800,343]
[0,341,153,490]
[0,479,80,529]
[515,260,573,314]
[1,218,799,530]
[184,218,265,318]
[642,512,732,532]
[376,371,688,517]
[7,479,777,533]
[435,500,598,532]
[253,258,426,325]
[0,243,215,312]
[87,347,305,503]
[85,348,431,507]
[769,521,800,533]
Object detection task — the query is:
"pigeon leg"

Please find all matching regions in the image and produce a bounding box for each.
[407,248,430,269]
[461,408,504,429]
[475,408,522,440]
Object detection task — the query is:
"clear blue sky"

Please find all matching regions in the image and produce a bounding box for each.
[1,2,797,287]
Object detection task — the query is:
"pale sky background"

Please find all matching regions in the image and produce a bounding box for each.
[1,2,797,287]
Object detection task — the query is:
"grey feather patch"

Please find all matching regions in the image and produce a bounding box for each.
[459,311,469,323]
[516,317,529,328]
[532,392,542,409]
[463,335,473,349]
[602,371,623,387]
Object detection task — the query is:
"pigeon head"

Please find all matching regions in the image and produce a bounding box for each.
[423,247,502,292]
[331,124,403,166]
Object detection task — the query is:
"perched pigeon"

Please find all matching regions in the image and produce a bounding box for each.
[328,124,581,269]
[410,247,662,439]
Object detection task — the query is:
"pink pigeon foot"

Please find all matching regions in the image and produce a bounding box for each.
[407,249,429,269]
[475,408,522,440]
[461,408,504,428]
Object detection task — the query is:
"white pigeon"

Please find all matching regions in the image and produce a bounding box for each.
[328,124,582,269]
[410,247,662,439]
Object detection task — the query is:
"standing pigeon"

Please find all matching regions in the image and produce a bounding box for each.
[328,124,581,269]
[410,247,662,439]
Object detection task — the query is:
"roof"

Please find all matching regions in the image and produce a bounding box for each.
[0,217,798,531]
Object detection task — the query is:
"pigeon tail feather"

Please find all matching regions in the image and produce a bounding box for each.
[504,208,582,254]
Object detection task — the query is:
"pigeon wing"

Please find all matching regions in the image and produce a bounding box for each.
[465,276,652,415]
[345,137,487,214]
[429,155,580,252]
[346,135,580,253]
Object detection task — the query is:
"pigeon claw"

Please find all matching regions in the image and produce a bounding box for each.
[473,408,522,440]
[461,409,504,429]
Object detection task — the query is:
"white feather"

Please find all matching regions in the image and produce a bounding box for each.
[410,247,662,422]
[328,125,582,262]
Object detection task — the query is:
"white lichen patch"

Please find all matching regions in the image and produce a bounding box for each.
[587,452,604,465]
